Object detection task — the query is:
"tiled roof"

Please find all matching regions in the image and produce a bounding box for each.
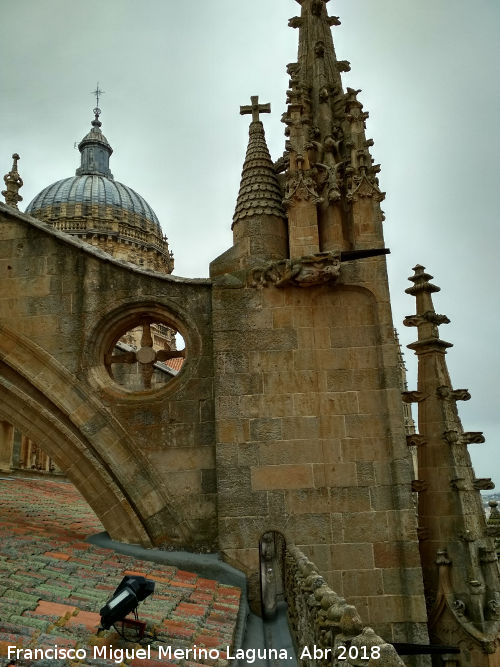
[163,357,185,372]
[0,477,241,665]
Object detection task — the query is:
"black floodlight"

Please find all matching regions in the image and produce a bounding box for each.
[99,575,155,630]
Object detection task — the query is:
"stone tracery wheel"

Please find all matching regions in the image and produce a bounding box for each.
[104,317,186,391]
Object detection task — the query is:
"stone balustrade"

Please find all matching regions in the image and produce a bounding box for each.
[284,544,405,666]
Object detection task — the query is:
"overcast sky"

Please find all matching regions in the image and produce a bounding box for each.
[1,1,499,486]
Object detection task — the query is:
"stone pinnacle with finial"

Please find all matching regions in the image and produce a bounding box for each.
[2,153,23,209]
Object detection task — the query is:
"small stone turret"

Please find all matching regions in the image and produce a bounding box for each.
[211,97,287,277]
[2,153,23,209]
[232,96,288,266]
[405,265,500,663]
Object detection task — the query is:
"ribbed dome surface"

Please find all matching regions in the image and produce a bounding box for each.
[26,175,161,229]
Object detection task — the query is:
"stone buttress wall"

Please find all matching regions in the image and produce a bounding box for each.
[212,255,428,643]
[0,204,216,549]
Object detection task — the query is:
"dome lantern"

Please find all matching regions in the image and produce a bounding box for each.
[76,107,114,179]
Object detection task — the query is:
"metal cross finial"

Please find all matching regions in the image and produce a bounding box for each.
[92,83,104,108]
[240,95,271,123]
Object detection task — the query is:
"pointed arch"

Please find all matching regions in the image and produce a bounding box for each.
[0,324,188,548]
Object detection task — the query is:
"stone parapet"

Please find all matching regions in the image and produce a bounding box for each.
[284,543,405,666]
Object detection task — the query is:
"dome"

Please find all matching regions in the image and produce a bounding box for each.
[26,176,161,230]
[24,109,174,274]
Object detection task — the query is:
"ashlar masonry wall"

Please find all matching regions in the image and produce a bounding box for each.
[0,204,216,549]
[212,256,428,642]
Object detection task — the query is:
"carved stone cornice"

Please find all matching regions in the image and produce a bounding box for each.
[407,337,453,352]
[251,252,341,289]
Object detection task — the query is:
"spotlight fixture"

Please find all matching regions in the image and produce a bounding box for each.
[99,575,155,632]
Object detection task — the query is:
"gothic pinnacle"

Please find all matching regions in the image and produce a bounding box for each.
[2,153,23,209]
[404,266,452,348]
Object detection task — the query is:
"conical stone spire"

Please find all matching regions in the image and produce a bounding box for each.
[233,97,285,227]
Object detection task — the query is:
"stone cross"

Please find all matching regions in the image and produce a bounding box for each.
[240,96,271,123]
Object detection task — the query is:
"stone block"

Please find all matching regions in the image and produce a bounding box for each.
[330,487,372,513]
[237,442,260,466]
[356,461,376,486]
[343,511,389,542]
[218,490,269,517]
[320,391,359,415]
[292,349,318,371]
[216,419,241,444]
[251,464,314,490]
[218,517,269,550]
[329,325,379,348]
[249,417,283,442]
[291,392,321,416]
[382,568,425,596]
[326,368,384,392]
[150,447,214,473]
[216,351,249,374]
[319,415,346,439]
[216,442,238,466]
[323,462,358,486]
[272,307,294,329]
[201,468,217,493]
[289,512,332,544]
[345,414,388,438]
[263,369,318,395]
[267,490,286,517]
[215,395,241,419]
[286,488,330,515]
[373,541,421,568]
[368,595,427,624]
[331,543,374,570]
[215,372,263,396]
[282,416,320,440]
[162,470,202,496]
[386,509,418,541]
[258,439,325,465]
[292,306,313,327]
[342,569,384,597]
[217,466,251,494]
[300,543,333,573]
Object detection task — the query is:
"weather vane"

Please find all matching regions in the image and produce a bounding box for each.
[92,83,104,118]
